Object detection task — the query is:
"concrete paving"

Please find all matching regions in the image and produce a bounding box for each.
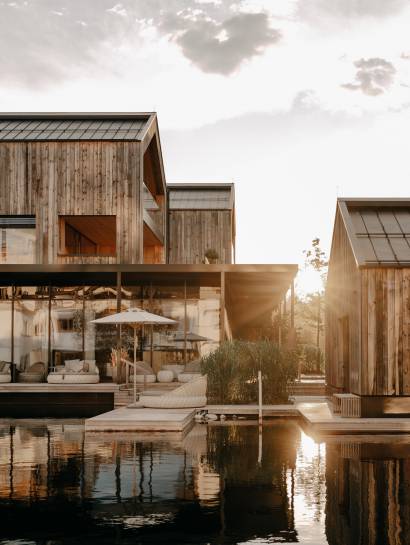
[298,401,410,434]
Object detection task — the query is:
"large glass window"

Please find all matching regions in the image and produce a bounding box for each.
[0,287,12,363]
[186,286,220,359]
[84,286,118,380]
[14,287,49,372]
[50,287,84,368]
[0,216,35,264]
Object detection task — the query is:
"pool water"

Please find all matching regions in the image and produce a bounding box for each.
[0,419,408,544]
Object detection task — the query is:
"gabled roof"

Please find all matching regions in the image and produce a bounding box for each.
[337,198,410,267]
[0,113,155,141]
[167,183,235,210]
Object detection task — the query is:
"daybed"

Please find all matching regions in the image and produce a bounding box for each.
[0,362,11,383]
[138,375,207,409]
[47,359,100,384]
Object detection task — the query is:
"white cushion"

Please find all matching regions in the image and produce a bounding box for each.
[65,360,83,373]
[81,360,97,373]
[178,372,202,383]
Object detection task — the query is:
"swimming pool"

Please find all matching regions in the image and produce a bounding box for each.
[0,419,407,544]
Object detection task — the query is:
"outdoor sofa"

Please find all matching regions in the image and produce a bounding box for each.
[47,359,100,384]
[0,362,11,383]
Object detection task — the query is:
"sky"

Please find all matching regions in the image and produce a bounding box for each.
[1,0,410,292]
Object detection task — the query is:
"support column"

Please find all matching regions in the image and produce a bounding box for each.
[184,280,187,364]
[220,271,226,343]
[11,286,15,382]
[116,272,122,383]
[48,285,52,373]
[290,280,295,329]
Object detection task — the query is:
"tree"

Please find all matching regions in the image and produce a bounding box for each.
[303,238,328,373]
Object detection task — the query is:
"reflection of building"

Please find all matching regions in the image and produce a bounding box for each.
[327,199,410,416]
[326,438,410,545]
[0,421,300,544]
[0,113,297,388]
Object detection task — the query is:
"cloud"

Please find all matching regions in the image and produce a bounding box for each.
[298,0,409,24]
[0,0,138,88]
[342,58,396,96]
[167,12,281,75]
[0,0,281,87]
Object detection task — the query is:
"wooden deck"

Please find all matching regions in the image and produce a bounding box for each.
[206,404,299,416]
[0,383,118,392]
[298,401,410,434]
[85,407,195,434]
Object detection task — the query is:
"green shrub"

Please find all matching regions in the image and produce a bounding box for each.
[201,339,297,404]
[300,344,324,374]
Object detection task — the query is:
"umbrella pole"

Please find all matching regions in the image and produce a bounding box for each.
[133,327,137,404]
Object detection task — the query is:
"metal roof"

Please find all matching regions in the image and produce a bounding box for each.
[168,184,234,210]
[0,113,153,141]
[338,198,410,266]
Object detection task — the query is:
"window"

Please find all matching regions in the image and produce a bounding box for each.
[0,216,36,264]
[59,215,116,257]
[57,318,74,332]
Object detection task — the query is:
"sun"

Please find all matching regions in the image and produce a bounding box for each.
[295,268,324,297]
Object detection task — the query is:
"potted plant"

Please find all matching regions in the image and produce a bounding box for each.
[110,347,128,383]
[204,248,219,264]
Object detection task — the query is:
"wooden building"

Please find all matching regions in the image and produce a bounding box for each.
[0,112,166,265]
[167,183,235,264]
[326,198,410,416]
[0,113,297,414]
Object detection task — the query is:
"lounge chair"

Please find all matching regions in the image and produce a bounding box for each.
[138,375,207,408]
[122,358,156,384]
[0,362,11,383]
[47,359,100,384]
[178,359,202,383]
[18,362,46,383]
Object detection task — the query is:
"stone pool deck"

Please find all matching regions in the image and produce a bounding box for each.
[84,398,410,435]
[85,407,196,435]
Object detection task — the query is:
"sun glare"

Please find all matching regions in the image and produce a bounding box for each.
[295,268,324,297]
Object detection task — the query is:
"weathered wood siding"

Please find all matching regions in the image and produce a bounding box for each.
[360,268,410,395]
[326,208,362,394]
[0,141,142,264]
[168,209,233,264]
[327,206,410,396]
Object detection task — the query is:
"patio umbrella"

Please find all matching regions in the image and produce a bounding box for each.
[91,308,177,403]
[173,331,212,343]
[173,331,213,361]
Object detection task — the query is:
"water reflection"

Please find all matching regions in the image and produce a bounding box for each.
[325,436,410,545]
[1,421,410,545]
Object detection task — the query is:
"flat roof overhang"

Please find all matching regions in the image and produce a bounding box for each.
[0,263,297,295]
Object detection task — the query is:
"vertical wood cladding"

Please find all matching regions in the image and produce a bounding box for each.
[168,209,233,264]
[0,141,142,264]
[326,208,361,394]
[326,207,410,396]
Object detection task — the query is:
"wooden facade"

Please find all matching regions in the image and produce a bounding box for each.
[326,199,410,415]
[167,183,235,264]
[168,209,234,264]
[0,114,166,265]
